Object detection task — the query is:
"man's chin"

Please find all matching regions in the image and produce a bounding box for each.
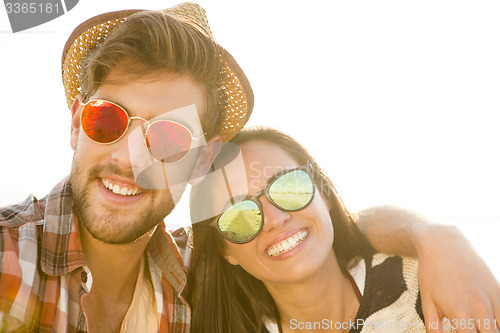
[75,198,172,245]
[71,176,174,245]
[81,217,156,245]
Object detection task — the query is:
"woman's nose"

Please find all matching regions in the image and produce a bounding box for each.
[260,197,291,232]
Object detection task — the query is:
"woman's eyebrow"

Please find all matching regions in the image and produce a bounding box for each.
[219,165,304,211]
[265,166,300,185]
[220,194,248,213]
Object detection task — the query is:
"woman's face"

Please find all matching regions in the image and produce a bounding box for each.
[221,140,336,284]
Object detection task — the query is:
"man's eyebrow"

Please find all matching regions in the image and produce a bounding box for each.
[148,111,196,131]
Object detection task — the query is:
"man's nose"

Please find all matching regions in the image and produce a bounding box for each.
[110,120,145,166]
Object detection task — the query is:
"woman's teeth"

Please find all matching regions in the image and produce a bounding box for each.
[102,178,143,196]
[266,230,309,257]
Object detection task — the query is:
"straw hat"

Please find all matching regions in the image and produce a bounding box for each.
[61,2,254,142]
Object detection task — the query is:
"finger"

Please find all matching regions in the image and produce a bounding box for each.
[471,293,499,333]
[477,316,500,333]
[491,287,500,333]
[424,302,444,333]
[478,292,500,333]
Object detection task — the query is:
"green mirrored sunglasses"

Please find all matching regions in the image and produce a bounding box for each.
[217,165,315,244]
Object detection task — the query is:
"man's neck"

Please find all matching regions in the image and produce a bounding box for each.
[79,223,155,332]
[78,222,153,300]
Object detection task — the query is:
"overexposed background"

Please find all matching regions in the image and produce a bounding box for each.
[0,1,498,278]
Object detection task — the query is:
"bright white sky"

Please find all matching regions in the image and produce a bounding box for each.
[0,1,499,277]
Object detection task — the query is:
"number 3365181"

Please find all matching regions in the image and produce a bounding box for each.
[5,2,61,14]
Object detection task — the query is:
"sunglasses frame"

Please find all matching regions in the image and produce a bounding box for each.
[80,99,205,163]
[216,165,315,244]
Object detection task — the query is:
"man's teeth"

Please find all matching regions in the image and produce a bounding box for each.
[267,230,309,257]
[102,179,143,196]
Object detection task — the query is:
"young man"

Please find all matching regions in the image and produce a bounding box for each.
[0,3,254,332]
[0,2,497,333]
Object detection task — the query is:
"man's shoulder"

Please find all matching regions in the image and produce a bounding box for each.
[0,195,51,332]
[0,194,46,228]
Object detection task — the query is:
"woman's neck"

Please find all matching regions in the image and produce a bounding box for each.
[265,251,360,332]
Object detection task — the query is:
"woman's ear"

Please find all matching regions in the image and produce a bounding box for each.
[223,250,240,266]
[189,135,222,185]
[70,94,84,150]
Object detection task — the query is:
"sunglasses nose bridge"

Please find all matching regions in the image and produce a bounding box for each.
[126,116,151,139]
[259,195,291,232]
[129,116,148,123]
[129,116,150,133]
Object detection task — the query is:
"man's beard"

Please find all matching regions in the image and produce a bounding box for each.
[69,156,175,245]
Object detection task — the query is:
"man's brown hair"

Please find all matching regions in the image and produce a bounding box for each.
[80,10,223,138]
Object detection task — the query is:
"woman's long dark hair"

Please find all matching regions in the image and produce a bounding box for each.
[188,127,375,333]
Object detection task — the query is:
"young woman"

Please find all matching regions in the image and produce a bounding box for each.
[188,127,456,333]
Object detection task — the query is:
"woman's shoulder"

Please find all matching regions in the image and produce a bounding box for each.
[264,255,454,333]
[348,254,420,332]
[348,253,419,294]
[354,254,455,333]
[364,253,420,287]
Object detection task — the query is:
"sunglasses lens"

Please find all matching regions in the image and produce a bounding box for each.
[269,170,314,211]
[81,100,129,144]
[218,200,262,243]
[146,121,192,163]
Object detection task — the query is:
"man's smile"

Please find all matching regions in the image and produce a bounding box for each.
[101,178,144,196]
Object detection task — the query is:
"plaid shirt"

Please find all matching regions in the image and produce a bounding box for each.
[0,178,191,332]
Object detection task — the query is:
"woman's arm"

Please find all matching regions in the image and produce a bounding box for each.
[357,205,500,333]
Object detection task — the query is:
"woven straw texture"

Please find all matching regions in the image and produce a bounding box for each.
[61,2,253,142]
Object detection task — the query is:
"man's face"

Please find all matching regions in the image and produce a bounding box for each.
[69,71,206,244]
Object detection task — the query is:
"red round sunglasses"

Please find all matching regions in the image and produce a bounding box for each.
[80,99,204,163]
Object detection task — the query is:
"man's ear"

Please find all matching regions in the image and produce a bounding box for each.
[188,135,222,185]
[70,94,84,150]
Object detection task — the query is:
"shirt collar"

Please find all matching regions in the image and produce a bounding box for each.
[147,223,188,296]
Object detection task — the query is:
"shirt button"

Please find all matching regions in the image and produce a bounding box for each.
[81,271,88,283]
